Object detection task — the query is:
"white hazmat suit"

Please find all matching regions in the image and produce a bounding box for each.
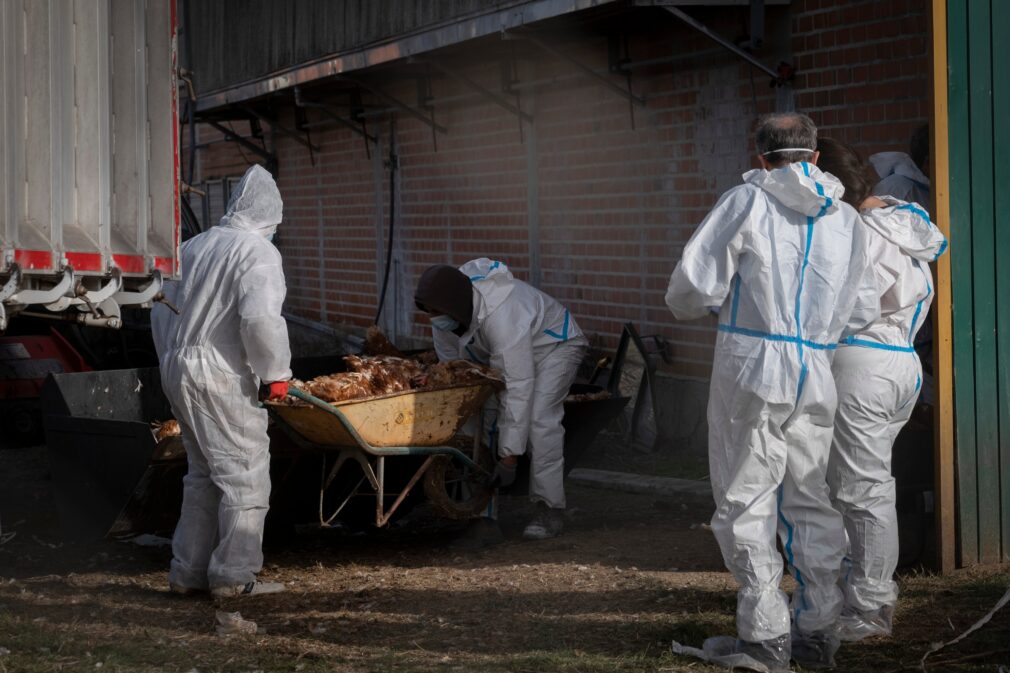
[828,198,947,639]
[870,152,931,209]
[431,259,587,509]
[666,162,877,650]
[152,164,291,591]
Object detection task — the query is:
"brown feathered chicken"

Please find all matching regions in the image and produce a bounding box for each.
[301,372,374,403]
[152,419,181,441]
[414,350,439,365]
[279,354,502,406]
[363,325,405,357]
[344,354,426,393]
[426,360,503,388]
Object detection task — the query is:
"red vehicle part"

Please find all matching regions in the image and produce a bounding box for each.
[0,329,90,444]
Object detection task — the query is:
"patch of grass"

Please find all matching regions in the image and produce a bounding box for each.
[0,612,310,672]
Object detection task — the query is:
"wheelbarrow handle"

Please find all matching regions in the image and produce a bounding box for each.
[283,386,486,474]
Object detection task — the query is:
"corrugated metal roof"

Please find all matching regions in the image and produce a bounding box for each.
[188,0,625,111]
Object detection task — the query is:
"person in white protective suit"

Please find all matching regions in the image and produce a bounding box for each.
[152,164,292,598]
[870,124,931,209]
[414,259,588,540]
[816,138,948,641]
[869,124,936,405]
[665,113,878,672]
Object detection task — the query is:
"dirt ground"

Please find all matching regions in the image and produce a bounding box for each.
[1,444,1009,673]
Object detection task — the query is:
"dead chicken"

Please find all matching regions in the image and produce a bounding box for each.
[363,324,405,357]
[300,372,375,404]
[426,359,503,388]
[278,355,503,405]
[344,354,426,392]
[151,419,181,441]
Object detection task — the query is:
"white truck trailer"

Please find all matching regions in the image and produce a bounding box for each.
[0,0,179,330]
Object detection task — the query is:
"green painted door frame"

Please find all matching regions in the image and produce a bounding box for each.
[947,0,1010,566]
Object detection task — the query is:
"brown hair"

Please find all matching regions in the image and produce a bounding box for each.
[815,137,873,208]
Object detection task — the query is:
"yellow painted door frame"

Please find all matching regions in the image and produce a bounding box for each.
[929,0,955,573]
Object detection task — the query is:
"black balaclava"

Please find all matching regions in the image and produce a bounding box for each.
[414,265,474,333]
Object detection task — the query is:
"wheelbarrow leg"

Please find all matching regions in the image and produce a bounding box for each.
[376,456,437,527]
[320,475,367,527]
[376,457,384,526]
[318,450,380,526]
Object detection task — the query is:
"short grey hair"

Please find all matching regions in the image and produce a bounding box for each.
[755,113,818,166]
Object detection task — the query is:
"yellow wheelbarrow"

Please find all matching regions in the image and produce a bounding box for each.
[266,383,497,527]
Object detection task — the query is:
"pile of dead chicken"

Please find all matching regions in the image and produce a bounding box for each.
[285,354,502,405]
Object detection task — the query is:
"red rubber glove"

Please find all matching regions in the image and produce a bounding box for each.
[259,380,289,401]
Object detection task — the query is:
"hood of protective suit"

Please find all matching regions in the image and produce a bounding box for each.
[744,162,844,218]
[458,258,516,318]
[869,152,929,187]
[414,264,474,329]
[860,197,947,262]
[219,164,283,237]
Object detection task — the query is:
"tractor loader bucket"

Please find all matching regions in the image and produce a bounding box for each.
[42,368,184,541]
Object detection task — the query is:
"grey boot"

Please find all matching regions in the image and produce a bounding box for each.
[835,604,894,642]
[792,627,840,670]
[522,502,564,540]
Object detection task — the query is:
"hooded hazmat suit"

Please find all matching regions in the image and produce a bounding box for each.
[870,152,931,209]
[666,162,878,646]
[828,198,947,637]
[152,164,291,590]
[424,258,588,509]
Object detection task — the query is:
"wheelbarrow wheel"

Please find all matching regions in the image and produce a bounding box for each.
[423,440,494,520]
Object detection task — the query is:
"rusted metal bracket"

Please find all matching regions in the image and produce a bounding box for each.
[651,3,786,84]
[239,104,319,153]
[505,30,646,107]
[345,76,449,135]
[417,72,439,152]
[293,87,377,145]
[294,87,377,159]
[608,34,637,129]
[416,56,533,124]
[204,120,277,171]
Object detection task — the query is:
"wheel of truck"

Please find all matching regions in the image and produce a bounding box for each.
[423,438,494,520]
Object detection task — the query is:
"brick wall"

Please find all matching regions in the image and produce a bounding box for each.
[792,0,930,155]
[190,0,931,379]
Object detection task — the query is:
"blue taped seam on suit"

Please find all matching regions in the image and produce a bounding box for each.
[544,309,571,341]
[794,217,816,402]
[908,260,932,343]
[469,260,502,282]
[730,274,742,326]
[933,238,948,262]
[465,345,488,364]
[898,373,923,412]
[892,202,948,263]
[839,337,915,352]
[777,486,808,620]
[841,239,935,355]
[718,324,837,350]
[895,202,931,224]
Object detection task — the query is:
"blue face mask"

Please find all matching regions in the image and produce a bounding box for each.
[266,233,275,243]
[431,315,460,332]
